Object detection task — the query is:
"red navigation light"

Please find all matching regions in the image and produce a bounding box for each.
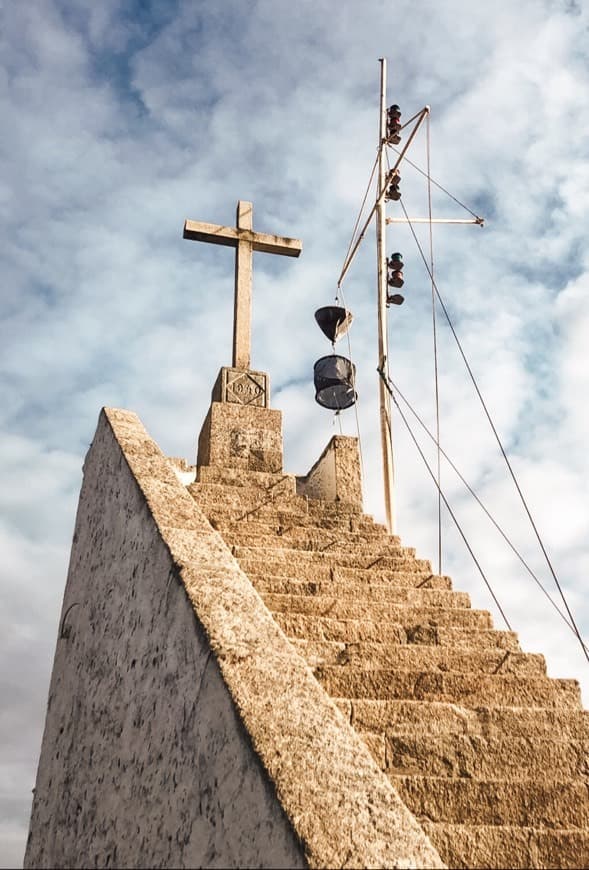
[385,171,401,202]
[386,253,405,306]
[386,104,402,144]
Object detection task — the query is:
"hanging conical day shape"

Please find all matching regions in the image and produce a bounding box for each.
[314,306,354,344]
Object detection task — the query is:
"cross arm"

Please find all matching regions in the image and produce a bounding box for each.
[183,220,241,248]
[183,219,302,257]
[253,233,302,257]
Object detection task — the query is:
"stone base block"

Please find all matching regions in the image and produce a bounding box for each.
[197,401,283,474]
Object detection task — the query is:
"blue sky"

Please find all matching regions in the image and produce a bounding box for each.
[2,0,589,864]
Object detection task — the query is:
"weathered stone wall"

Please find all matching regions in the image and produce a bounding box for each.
[24,411,306,869]
[296,436,363,507]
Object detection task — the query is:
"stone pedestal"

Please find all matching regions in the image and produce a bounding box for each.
[197,368,282,474]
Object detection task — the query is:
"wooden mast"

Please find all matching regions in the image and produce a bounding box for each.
[376,58,396,533]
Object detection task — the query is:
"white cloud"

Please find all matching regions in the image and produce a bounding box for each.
[2,0,589,864]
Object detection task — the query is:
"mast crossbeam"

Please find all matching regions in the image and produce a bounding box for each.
[386,217,484,225]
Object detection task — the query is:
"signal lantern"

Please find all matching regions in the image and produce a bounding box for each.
[386,104,402,144]
[386,253,405,306]
[385,171,401,202]
[388,269,404,288]
[389,252,403,273]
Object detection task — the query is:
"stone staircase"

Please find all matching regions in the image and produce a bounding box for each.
[188,467,589,869]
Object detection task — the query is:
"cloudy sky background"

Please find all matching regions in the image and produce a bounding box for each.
[2,0,589,863]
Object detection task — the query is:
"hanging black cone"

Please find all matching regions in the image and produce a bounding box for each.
[314,306,353,344]
[313,354,357,410]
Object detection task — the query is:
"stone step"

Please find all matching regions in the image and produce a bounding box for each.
[215,518,394,545]
[242,561,454,588]
[223,529,398,551]
[254,577,469,608]
[193,485,367,519]
[196,466,297,491]
[340,699,589,741]
[378,731,588,780]
[234,545,426,571]
[264,594,489,628]
[315,666,582,708]
[283,513,386,533]
[252,509,382,529]
[242,554,431,576]
[293,639,544,676]
[275,612,520,649]
[306,499,365,517]
[247,567,454,591]
[210,509,363,532]
[198,500,363,527]
[422,822,589,869]
[190,482,309,513]
[391,774,589,828]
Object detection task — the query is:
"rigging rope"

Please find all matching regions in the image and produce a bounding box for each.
[390,378,588,650]
[338,152,380,296]
[399,198,589,666]
[335,114,584,656]
[389,147,482,220]
[426,110,443,577]
[336,281,366,484]
[378,368,512,631]
[332,146,383,487]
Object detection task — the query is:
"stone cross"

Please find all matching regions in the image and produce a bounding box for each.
[183,201,302,370]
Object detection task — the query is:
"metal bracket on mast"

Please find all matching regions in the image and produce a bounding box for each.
[387,217,484,225]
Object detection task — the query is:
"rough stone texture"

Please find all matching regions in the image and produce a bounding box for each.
[296,436,363,507]
[197,401,283,473]
[25,410,306,870]
[26,408,444,870]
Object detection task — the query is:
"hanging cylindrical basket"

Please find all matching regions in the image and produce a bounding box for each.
[313,354,357,410]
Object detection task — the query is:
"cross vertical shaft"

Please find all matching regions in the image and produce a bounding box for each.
[233,201,253,369]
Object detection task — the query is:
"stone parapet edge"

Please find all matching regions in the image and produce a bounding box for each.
[101,406,445,870]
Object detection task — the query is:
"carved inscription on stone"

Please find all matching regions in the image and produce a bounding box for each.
[230,430,250,458]
[211,367,270,409]
[226,371,267,407]
[228,426,281,472]
[230,428,277,458]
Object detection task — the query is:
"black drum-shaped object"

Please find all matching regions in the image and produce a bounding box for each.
[313,354,357,410]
